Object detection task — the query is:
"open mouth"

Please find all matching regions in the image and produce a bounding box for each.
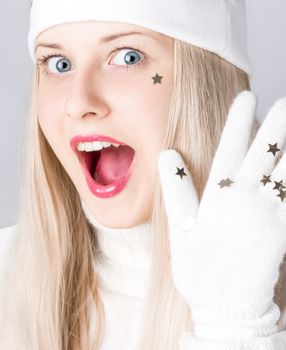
[78,144,135,186]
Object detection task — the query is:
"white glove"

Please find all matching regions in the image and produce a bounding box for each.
[157,91,286,346]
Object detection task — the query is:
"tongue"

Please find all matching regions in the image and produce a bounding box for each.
[93,145,134,185]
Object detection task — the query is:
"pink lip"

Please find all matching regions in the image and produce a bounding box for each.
[70,134,135,199]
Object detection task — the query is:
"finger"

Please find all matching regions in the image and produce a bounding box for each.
[271,149,286,181]
[264,148,286,203]
[238,97,286,186]
[157,149,199,231]
[204,90,257,192]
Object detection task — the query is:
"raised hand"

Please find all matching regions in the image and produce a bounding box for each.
[158,90,286,343]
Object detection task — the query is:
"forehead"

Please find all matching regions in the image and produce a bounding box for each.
[36,20,167,45]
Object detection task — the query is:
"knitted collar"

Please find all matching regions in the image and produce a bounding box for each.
[80,199,152,298]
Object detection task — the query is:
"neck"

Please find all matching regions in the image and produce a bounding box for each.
[80,199,152,298]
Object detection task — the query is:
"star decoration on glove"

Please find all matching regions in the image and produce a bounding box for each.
[272,180,286,191]
[260,174,272,186]
[277,189,286,202]
[217,178,234,188]
[152,73,163,84]
[267,142,280,156]
[175,167,187,179]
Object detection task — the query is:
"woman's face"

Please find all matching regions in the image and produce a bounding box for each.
[36,21,174,228]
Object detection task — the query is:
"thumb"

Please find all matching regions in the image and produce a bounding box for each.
[158,149,199,231]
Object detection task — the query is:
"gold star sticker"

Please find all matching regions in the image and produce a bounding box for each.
[217,178,234,188]
[152,73,163,84]
[277,190,286,202]
[175,167,187,179]
[273,180,286,191]
[260,174,272,186]
[267,143,280,156]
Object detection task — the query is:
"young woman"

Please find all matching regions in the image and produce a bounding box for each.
[1,0,286,349]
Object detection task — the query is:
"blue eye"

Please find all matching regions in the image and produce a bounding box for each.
[111,48,143,67]
[48,57,71,73]
[37,45,145,77]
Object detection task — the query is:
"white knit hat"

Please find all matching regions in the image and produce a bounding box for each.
[27,0,253,76]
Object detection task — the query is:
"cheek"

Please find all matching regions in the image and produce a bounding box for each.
[111,73,171,141]
[37,87,65,155]
[113,82,168,178]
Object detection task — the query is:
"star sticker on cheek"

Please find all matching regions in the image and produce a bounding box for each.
[217,178,234,188]
[175,167,187,179]
[267,142,280,156]
[152,73,163,84]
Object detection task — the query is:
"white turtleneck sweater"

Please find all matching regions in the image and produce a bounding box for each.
[81,201,286,350]
[81,200,152,350]
[1,202,286,349]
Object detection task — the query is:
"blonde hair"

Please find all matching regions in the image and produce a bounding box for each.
[1,38,264,350]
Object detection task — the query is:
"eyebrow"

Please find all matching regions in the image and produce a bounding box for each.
[35,31,157,52]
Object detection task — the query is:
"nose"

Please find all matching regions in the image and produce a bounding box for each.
[64,68,109,120]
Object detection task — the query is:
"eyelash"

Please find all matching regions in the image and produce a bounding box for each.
[37,44,146,78]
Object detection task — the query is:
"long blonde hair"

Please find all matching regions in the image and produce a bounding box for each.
[0,38,261,349]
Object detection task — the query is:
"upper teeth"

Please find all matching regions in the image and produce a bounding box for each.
[77,141,121,152]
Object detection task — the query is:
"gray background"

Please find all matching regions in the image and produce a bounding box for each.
[0,1,286,228]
